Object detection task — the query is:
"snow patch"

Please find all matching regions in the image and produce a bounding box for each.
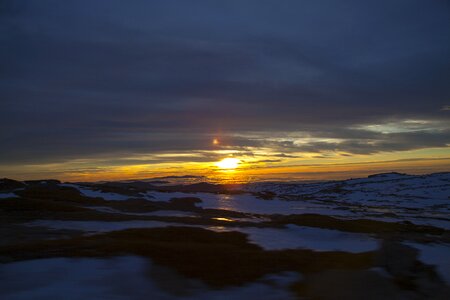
[212,224,378,253]
[26,220,377,253]
[0,192,17,199]
[406,242,450,284]
[62,184,132,201]
[0,256,300,299]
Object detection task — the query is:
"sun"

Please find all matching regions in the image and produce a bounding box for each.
[215,158,240,170]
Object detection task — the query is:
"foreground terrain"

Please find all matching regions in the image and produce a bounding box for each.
[0,172,449,299]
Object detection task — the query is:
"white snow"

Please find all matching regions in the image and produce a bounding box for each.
[147,191,359,217]
[26,220,377,253]
[57,173,449,230]
[61,184,131,201]
[141,210,197,218]
[25,220,175,233]
[406,242,450,284]
[87,206,199,218]
[361,216,450,230]
[212,224,378,252]
[0,256,300,300]
[247,172,450,205]
[244,173,450,228]
[142,191,195,202]
[0,192,17,199]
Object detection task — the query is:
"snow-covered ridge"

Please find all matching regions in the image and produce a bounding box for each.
[245,172,450,201]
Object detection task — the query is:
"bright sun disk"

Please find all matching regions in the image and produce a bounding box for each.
[215,158,240,169]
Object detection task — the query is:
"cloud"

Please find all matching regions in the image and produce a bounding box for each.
[0,0,449,169]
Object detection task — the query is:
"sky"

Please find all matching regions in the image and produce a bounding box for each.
[1,0,450,182]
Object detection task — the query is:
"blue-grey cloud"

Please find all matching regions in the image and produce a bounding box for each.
[1,0,449,166]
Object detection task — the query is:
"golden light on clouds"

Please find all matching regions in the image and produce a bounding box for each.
[5,146,449,183]
[212,138,219,145]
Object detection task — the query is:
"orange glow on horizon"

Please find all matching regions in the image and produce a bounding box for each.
[4,147,449,183]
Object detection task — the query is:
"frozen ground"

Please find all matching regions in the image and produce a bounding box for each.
[89,206,199,218]
[61,184,131,201]
[1,172,449,299]
[26,220,378,253]
[214,224,378,252]
[63,172,449,229]
[0,256,299,300]
[405,242,450,284]
[0,193,17,199]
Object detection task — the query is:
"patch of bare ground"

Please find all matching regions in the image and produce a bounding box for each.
[0,226,374,288]
[0,187,263,227]
[0,223,83,248]
[2,187,448,245]
[293,240,449,299]
[0,227,447,298]
[269,214,450,243]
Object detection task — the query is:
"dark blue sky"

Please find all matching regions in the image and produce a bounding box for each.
[1,0,449,179]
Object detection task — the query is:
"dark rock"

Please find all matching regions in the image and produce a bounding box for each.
[253,191,276,200]
[296,269,409,300]
[24,179,61,185]
[0,178,25,191]
[368,172,407,178]
[168,197,202,210]
[375,240,419,277]
[375,240,448,298]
